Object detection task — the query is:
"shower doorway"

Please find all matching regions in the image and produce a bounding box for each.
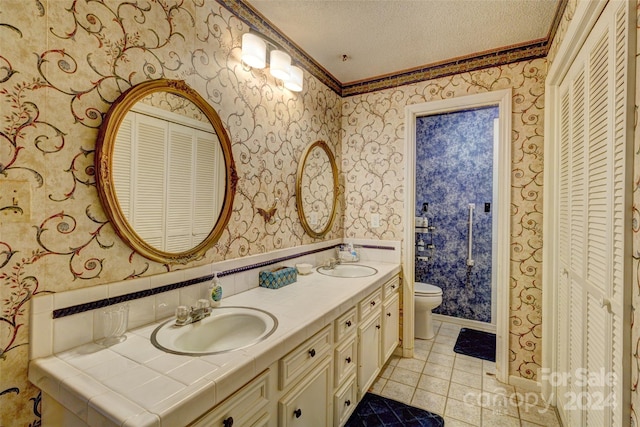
[415,106,498,324]
[404,89,511,383]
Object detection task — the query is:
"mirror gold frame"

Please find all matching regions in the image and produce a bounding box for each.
[96,79,237,264]
[296,140,338,238]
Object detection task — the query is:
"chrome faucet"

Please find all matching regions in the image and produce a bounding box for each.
[175,300,211,326]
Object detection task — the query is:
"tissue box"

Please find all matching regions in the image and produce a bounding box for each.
[259,266,297,289]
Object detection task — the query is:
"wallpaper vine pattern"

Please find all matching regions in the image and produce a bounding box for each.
[342,60,546,381]
[1,1,638,425]
[0,1,342,425]
[632,1,640,423]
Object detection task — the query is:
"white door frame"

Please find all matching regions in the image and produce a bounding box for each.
[403,89,512,384]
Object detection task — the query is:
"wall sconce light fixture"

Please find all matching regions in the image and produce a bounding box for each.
[242,31,304,92]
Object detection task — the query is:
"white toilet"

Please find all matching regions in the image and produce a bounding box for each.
[414,282,443,340]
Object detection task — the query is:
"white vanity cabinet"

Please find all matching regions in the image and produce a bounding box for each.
[357,288,383,398]
[356,275,401,399]
[333,308,358,426]
[193,272,401,427]
[30,263,402,427]
[277,325,333,426]
[382,276,400,362]
[190,369,271,427]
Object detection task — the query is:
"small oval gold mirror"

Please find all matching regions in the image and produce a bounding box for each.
[96,79,237,264]
[296,140,338,238]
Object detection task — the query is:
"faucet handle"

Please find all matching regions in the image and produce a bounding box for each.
[176,306,189,323]
[196,299,210,309]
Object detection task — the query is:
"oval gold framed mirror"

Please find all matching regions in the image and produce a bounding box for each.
[296,140,338,238]
[96,79,237,264]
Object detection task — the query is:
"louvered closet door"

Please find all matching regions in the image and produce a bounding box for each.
[165,122,195,252]
[555,2,631,426]
[193,129,220,245]
[113,113,134,218]
[133,113,167,250]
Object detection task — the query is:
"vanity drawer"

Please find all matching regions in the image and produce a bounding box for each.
[333,374,357,427]
[334,308,357,343]
[383,276,400,300]
[279,325,332,390]
[358,288,382,321]
[334,334,357,386]
[190,369,270,427]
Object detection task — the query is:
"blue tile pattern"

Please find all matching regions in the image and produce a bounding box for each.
[345,393,445,427]
[415,106,498,323]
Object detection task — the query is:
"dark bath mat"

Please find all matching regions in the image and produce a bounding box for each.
[345,392,444,427]
[453,327,496,362]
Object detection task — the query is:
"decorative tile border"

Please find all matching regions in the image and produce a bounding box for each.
[217,0,567,97]
[52,242,397,319]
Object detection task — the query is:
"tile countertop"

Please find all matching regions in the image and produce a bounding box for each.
[29,261,401,427]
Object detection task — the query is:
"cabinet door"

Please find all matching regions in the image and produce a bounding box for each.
[382,293,399,363]
[278,357,332,427]
[357,311,381,398]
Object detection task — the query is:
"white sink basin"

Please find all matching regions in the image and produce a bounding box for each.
[316,264,378,278]
[151,306,278,355]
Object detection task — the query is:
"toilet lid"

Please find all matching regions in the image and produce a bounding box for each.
[415,282,442,296]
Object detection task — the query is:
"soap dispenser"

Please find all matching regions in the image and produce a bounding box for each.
[209,271,223,307]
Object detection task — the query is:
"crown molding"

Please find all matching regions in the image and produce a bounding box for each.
[217,0,568,97]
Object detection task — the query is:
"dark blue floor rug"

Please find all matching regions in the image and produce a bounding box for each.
[453,327,496,362]
[345,392,444,427]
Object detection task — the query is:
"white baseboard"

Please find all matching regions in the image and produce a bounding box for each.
[508,375,540,393]
[433,313,496,333]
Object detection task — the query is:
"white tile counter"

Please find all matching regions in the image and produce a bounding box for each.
[29,261,401,427]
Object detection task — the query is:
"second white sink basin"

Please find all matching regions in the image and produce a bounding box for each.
[317,264,378,278]
[151,306,278,356]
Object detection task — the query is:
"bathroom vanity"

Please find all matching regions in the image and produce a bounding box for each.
[29,261,401,426]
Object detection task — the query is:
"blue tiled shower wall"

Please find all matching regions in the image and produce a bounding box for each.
[415,106,498,323]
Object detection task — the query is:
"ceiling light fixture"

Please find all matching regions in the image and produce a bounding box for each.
[241,31,303,92]
[241,33,266,69]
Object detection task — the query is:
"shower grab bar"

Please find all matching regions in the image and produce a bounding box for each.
[467,203,475,267]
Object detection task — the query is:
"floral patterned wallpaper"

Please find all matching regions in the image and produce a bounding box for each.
[632,1,640,423]
[0,1,342,425]
[1,0,637,425]
[342,60,546,381]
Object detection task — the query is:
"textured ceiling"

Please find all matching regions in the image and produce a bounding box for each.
[246,0,560,84]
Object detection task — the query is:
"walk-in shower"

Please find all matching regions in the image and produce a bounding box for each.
[414,106,498,324]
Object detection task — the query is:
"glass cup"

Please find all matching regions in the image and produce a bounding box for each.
[97,304,129,346]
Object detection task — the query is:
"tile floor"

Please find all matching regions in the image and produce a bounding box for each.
[369,320,562,426]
